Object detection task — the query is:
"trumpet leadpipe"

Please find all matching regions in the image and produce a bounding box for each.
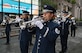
[19,16,44,28]
[22,18,43,24]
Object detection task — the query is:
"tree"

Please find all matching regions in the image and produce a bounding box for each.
[66,0,76,16]
[66,0,76,4]
[66,0,70,2]
[70,0,76,4]
[41,0,57,9]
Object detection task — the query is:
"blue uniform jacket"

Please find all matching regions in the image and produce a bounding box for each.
[19,18,32,41]
[32,20,60,53]
[5,20,11,32]
[60,18,71,35]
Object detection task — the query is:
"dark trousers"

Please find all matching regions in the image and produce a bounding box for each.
[20,41,29,53]
[54,40,56,53]
[5,31,10,43]
[60,34,68,52]
[71,29,76,37]
[29,35,32,45]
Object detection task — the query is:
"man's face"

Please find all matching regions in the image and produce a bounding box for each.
[22,14,29,19]
[63,13,68,17]
[43,12,54,21]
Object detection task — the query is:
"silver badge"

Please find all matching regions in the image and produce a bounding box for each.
[55,28,60,34]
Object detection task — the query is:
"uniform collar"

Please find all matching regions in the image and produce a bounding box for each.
[24,18,28,21]
[44,19,53,22]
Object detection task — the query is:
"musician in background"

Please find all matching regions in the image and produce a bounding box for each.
[19,11,33,53]
[59,11,71,53]
[29,14,34,45]
[69,15,77,37]
[4,15,11,45]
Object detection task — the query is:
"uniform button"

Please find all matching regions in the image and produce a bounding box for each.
[44,23,46,25]
[39,36,42,38]
[37,47,40,49]
[38,43,40,46]
[38,40,41,42]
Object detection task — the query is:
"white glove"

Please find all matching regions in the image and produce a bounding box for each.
[31,19,37,26]
[62,18,66,22]
[58,21,61,24]
[73,23,76,25]
[20,22,26,29]
[17,18,22,22]
[20,25,26,29]
[3,20,6,23]
[34,21,44,29]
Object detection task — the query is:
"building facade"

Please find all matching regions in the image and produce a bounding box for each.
[55,0,82,20]
[75,0,82,20]
[0,0,39,23]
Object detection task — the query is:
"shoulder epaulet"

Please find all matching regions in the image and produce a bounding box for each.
[53,19,61,25]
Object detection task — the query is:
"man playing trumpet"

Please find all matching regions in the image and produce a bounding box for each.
[32,5,60,53]
[19,11,33,53]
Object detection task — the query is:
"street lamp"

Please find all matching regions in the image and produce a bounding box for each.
[1,0,3,23]
[31,0,32,15]
[1,0,3,13]
[39,0,42,16]
[30,0,33,19]
[77,4,81,20]
[18,0,20,17]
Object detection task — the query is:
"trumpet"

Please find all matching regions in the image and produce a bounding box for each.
[19,16,44,29]
[1,18,16,25]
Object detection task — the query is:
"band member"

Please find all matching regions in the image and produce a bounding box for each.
[19,11,33,53]
[4,15,11,45]
[59,11,71,53]
[29,14,33,45]
[70,15,77,37]
[32,5,60,53]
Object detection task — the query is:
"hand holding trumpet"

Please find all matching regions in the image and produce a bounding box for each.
[19,16,44,29]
